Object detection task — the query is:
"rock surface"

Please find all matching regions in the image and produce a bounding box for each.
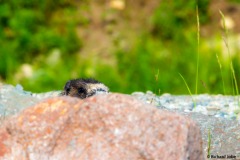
[0,94,203,160]
[0,84,60,117]
[182,111,240,159]
[132,92,240,159]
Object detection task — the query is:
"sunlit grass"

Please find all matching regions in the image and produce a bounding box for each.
[179,73,196,108]
[219,10,235,95]
[219,10,239,108]
[154,69,161,95]
[195,6,200,95]
[231,63,239,95]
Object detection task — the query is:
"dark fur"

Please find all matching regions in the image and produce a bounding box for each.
[61,78,105,99]
[73,78,101,84]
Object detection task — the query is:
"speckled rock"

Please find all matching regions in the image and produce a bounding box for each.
[181,111,240,159]
[0,94,203,160]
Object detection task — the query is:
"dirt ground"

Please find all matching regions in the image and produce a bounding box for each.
[76,0,240,61]
[203,0,240,36]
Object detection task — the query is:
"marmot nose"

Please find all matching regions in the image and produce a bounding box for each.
[95,88,109,94]
[86,88,109,98]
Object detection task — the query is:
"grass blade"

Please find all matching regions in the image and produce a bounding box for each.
[207,128,212,157]
[195,5,200,94]
[231,63,239,95]
[179,73,196,108]
[219,10,235,95]
[216,54,226,95]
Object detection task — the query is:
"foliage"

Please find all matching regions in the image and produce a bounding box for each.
[0,0,240,95]
[151,0,209,39]
[0,0,81,81]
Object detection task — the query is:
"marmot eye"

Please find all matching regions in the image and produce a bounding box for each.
[65,88,71,95]
[78,87,85,94]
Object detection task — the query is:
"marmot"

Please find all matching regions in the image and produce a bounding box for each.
[61,78,109,99]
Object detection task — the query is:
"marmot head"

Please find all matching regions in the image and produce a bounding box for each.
[61,78,109,99]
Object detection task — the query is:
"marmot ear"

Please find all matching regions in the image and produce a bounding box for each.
[78,78,100,84]
[64,81,71,90]
[62,80,72,95]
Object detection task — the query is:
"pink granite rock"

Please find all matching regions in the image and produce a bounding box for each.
[0,93,203,160]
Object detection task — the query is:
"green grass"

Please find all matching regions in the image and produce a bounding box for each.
[231,63,239,95]
[230,63,240,107]
[219,10,239,109]
[179,73,196,108]
[207,128,212,157]
[154,69,161,95]
[195,6,200,95]
[178,6,200,108]
[216,53,226,95]
[219,10,235,95]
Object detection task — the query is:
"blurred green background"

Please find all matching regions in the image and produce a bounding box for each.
[0,0,240,94]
